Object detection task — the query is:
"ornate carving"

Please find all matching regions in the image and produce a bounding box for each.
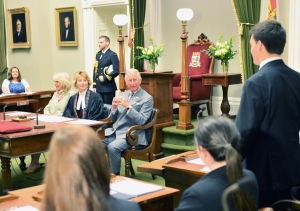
[194,33,210,45]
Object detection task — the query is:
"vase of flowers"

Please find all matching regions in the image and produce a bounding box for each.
[202,34,237,74]
[135,37,164,72]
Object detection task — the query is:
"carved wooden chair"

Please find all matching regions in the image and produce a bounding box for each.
[173,33,215,115]
[271,199,300,211]
[97,108,159,180]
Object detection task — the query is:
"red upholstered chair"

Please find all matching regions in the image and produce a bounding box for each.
[173,33,215,115]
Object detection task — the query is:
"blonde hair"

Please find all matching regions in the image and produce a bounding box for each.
[73,71,92,89]
[42,125,111,211]
[53,72,71,90]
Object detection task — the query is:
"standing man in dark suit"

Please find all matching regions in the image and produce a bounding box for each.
[93,35,119,104]
[13,19,26,43]
[61,16,74,41]
[103,69,153,175]
[235,20,300,208]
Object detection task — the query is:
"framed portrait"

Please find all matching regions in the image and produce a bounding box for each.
[55,7,78,47]
[7,7,31,49]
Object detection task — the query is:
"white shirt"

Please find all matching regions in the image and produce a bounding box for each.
[1,79,30,94]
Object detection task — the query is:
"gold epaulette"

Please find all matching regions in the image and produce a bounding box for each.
[94,51,100,77]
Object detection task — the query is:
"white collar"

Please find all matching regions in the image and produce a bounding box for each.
[77,89,87,110]
[259,57,281,70]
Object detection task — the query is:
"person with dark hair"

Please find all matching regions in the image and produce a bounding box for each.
[1,66,31,94]
[103,68,153,175]
[41,124,141,211]
[13,19,26,43]
[63,71,104,120]
[235,20,300,208]
[1,66,32,170]
[93,35,119,104]
[60,16,74,41]
[176,116,258,211]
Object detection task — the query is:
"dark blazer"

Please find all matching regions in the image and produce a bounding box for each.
[105,88,153,146]
[235,59,300,191]
[61,28,74,41]
[175,166,258,211]
[93,49,119,93]
[63,89,104,120]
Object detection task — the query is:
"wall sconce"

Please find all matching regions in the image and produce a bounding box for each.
[176,8,194,130]
[113,14,128,92]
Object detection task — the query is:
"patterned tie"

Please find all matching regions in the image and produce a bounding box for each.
[128,92,134,101]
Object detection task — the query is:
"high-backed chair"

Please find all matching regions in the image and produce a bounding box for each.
[97,108,159,180]
[173,33,215,115]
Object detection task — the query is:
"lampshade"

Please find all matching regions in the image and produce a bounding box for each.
[176,8,194,21]
[113,14,128,26]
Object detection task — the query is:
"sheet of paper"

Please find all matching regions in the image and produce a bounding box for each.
[7,112,30,116]
[200,166,210,172]
[65,119,100,125]
[110,179,163,196]
[14,205,38,211]
[32,115,73,123]
[187,158,205,165]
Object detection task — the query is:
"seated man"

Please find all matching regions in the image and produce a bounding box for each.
[103,68,153,175]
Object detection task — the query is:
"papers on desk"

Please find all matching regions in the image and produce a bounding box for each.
[7,112,30,116]
[13,205,38,211]
[186,158,210,172]
[187,158,205,165]
[65,119,100,125]
[110,179,163,197]
[32,115,73,123]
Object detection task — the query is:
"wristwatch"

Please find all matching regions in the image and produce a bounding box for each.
[127,105,132,110]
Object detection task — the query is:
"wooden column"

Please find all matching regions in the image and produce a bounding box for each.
[176,23,193,130]
[117,26,126,92]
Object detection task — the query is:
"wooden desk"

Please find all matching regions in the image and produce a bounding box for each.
[2,176,179,211]
[202,73,241,117]
[0,90,55,113]
[137,151,207,207]
[0,112,105,194]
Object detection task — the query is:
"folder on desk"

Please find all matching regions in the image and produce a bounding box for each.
[110,179,163,197]
[0,121,32,134]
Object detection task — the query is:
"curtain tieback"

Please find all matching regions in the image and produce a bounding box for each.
[239,22,255,35]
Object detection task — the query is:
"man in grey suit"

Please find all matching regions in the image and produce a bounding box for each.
[103,68,153,175]
[235,20,300,208]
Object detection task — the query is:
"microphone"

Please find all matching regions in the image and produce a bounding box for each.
[33,107,45,129]
[3,105,7,121]
[221,177,253,211]
[197,107,207,121]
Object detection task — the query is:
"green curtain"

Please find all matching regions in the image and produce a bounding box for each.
[129,0,146,72]
[231,0,261,82]
[0,0,8,85]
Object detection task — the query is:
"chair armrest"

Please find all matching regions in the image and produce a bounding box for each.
[173,73,182,86]
[126,120,155,147]
[96,116,113,141]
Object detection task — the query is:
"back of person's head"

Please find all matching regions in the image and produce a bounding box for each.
[73,71,92,88]
[53,72,71,91]
[250,20,286,55]
[195,116,256,211]
[99,35,110,44]
[42,125,111,211]
[125,68,141,80]
[7,66,22,82]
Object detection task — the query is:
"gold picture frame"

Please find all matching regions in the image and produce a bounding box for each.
[55,7,78,46]
[7,7,31,49]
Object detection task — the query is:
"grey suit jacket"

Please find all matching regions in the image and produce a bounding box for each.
[105,88,153,146]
